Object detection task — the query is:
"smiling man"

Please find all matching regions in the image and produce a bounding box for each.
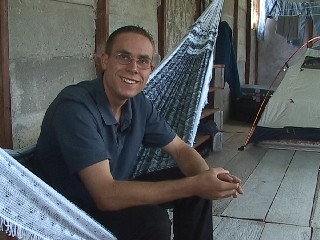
[35,26,243,240]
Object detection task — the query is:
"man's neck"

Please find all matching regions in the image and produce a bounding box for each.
[111,106,122,122]
[103,79,126,122]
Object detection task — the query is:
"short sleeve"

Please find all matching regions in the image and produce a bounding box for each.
[142,100,176,148]
[52,100,111,173]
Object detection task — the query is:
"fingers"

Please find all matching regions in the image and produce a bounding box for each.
[196,168,244,200]
[217,171,244,197]
[225,174,244,195]
[217,172,241,185]
[217,172,234,182]
[214,168,230,175]
[236,184,244,195]
[221,184,243,199]
[232,185,244,198]
[229,174,241,184]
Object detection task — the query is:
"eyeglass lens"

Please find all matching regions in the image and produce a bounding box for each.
[116,53,151,69]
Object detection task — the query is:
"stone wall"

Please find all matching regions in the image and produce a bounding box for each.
[9,0,97,148]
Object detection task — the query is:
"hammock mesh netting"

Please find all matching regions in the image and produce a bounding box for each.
[0,148,116,240]
[0,0,224,239]
[131,0,224,178]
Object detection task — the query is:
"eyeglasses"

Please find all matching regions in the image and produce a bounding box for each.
[114,53,152,70]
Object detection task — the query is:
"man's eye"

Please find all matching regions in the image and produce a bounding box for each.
[138,59,150,65]
[120,54,130,60]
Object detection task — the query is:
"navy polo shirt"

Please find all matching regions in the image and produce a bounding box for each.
[35,77,176,208]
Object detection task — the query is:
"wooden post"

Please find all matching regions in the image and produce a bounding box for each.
[233,0,239,55]
[95,0,109,75]
[0,0,13,149]
[245,0,251,84]
[157,0,166,59]
[194,0,201,21]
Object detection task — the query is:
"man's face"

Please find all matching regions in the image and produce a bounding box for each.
[101,32,154,102]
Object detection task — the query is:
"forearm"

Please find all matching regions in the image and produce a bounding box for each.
[79,160,199,211]
[98,168,243,211]
[174,146,209,176]
[162,135,209,176]
[97,177,197,211]
[80,161,242,212]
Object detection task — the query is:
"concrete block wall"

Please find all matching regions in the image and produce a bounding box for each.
[109,0,158,50]
[9,0,97,148]
[221,1,234,27]
[110,0,197,57]
[165,0,196,54]
[7,0,248,148]
[8,0,164,148]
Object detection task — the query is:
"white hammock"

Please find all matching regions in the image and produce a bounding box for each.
[0,148,116,240]
[0,0,224,239]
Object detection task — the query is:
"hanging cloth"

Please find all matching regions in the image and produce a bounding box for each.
[276,15,300,40]
[257,0,281,40]
[214,21,241,100]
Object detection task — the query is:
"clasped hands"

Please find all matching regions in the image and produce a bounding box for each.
[217,171,244,198]
[194,168,244,200]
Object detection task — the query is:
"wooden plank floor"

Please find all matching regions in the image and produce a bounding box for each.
[206,120,320,240]
[2,120,320,240]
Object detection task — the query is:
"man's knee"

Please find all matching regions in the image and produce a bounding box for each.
[105,205,172,240]
[140,205,172,239]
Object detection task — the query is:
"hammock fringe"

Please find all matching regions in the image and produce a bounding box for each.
[1,217,43,240]
[0,147,116,240]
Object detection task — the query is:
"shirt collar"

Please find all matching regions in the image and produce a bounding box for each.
[94,75,132,130]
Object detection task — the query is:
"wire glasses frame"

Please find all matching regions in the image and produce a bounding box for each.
[114,53,152,70]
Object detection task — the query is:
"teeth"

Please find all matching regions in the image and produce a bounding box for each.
[123,78,137,84]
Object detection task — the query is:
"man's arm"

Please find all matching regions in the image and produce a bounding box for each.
[162,135,244,197]
[161,135,210,176]
[78,158,240,211]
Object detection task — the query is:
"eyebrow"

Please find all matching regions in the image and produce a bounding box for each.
[116,50,152,60]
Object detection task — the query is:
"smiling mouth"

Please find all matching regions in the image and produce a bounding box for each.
[122,77,138,84]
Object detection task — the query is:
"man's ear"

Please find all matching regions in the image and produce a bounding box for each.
[100,53,109,70]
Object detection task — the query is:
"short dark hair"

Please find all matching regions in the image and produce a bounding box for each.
[105,25,155,54]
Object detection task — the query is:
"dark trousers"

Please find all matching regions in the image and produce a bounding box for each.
[88,168,213,240]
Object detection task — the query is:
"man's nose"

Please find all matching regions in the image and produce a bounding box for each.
[128,59,139,71]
